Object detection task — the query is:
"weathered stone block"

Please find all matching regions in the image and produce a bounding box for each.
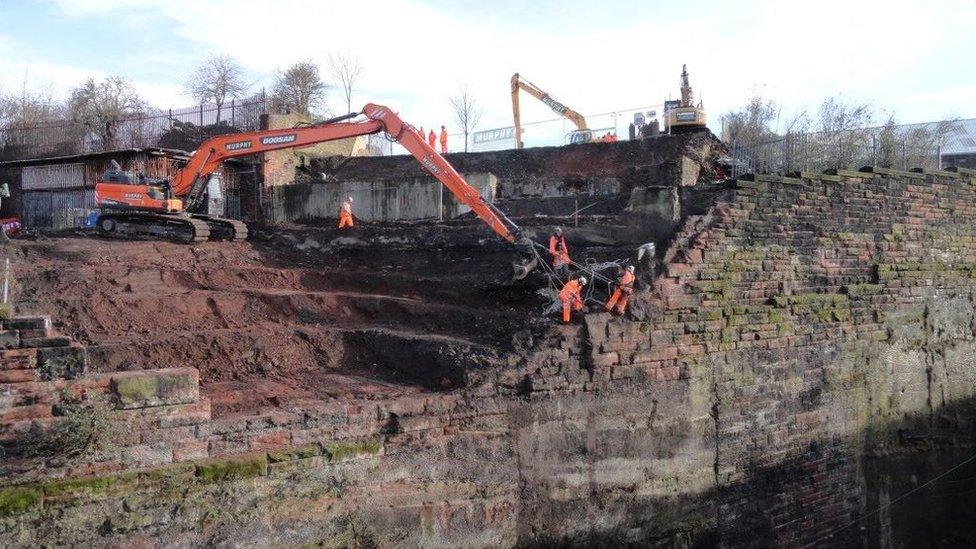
[0,330,19,349]
[194,453,268,483]
[21,336,71,348]
[111,368,199,409]
[36,345,86,380]
[3,316,50,331]
[322,438,383,463]
[122,444,174,468]
[0,369,36,384]
[172,439,210,462]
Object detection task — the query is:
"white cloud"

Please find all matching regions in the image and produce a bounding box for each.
[23,0,976,139]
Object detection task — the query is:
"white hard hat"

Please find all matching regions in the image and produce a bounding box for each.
[627,265,635,272]
[348,196,354,202]
[579,276,587,285]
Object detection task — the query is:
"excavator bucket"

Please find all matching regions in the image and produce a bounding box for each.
[513,254,538,280]
[512,237,542,280]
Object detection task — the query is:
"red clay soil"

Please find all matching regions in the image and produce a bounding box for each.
[8,226,547,416]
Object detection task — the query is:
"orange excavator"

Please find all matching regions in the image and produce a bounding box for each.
[95,103,521,248]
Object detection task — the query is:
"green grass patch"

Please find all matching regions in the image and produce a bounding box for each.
[323,439,383,463]
[195,454,268,483]
[0,485,41,517]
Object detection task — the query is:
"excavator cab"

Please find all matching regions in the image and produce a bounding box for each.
[95,160,182,216]
[568,130,594,145]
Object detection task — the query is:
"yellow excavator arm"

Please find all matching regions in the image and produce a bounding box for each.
[511,73,591,148]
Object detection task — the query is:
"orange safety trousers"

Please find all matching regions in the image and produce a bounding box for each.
[552,251,570,270]
[562,299,583,323]
[559,281,584,323]
[606,288,629,314]
[338,211,354,228]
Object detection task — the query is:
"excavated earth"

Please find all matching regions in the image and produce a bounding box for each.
[10,224,575,417]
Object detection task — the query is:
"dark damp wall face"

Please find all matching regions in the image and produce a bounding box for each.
[863,447,976,548]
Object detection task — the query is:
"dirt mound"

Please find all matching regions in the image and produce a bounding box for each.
[8,228,549,415]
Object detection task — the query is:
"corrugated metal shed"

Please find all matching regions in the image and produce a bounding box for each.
[0,147,254,229]
[22,163,86,190]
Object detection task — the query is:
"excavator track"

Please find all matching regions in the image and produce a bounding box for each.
[97,212,211,243]
[193,216,248,241]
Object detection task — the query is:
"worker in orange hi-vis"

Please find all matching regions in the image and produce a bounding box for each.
[428,129,437,148]
[418,126,424,140]
[439,125,448,154]
[548,227,571,275]
[338,196,355,229]
[558,276,587,324]
[606,265,636,315]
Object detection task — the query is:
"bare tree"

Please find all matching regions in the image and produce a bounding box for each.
[813,96,873,170]
[448,83,483,153]
[68,76,146,148]
[875,114,900,168]
[184,54,248,123]
[720,95,778,147]
[0,75,64,130]
[271,60,328,116]
[327,53,364,114]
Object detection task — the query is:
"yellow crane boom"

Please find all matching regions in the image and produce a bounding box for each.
[511,73,592,148]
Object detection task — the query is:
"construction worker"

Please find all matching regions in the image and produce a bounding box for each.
[418,126,424,140]
[558,276,587,324]
[606,265,635,315]
[439,125,448,154]
[428,129,437,148]
[338,196,354,229]
[548,227,571,275]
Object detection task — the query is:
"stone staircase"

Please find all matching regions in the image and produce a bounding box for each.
[0,315,87,442]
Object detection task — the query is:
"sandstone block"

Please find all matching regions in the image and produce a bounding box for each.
[0,369,35,384]
[173,439,210,462]
[21,336,71,349]
[3,316,50,331]
[36,345,86,380]
[111,368,199,409]
[0,403,51,424]
[0,331,19,349]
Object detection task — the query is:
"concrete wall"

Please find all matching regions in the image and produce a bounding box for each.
[269,173,497,224]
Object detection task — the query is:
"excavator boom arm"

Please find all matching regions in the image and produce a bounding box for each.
[511,73,589,148]
[168,104,517,243]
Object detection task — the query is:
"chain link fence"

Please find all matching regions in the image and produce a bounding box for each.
[0,92,268,161]
[727,118,975,177]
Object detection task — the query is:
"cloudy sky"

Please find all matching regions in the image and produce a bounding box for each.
[1,0,974,143]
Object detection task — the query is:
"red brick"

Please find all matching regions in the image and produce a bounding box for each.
[0,348,37,360]
[646,346,678,361]
[249,430,291,452]
[173,439,210,462]
[0,403,52,424]
[0,369,36,383]
[590,351,618,368]
[666,263,695,277]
